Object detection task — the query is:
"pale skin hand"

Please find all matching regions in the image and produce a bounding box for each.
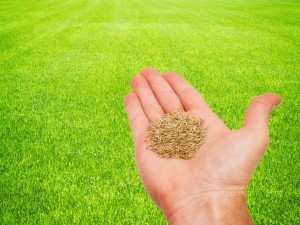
[124,68,282,224]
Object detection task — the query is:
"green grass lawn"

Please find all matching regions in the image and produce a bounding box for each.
[1,0,299,224]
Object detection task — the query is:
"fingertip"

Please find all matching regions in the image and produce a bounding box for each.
[272,94,282,109]
[141,67,161,78]
[130,75,140,87]
[256,94,282,110]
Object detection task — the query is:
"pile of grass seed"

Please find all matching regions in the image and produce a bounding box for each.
[146,110,207,159]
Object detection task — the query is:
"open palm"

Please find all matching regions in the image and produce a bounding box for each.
[124,68,281,221]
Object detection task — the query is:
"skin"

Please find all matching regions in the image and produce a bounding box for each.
[124,68,282,224]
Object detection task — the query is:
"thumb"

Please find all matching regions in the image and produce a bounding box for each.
[243,94,282,134]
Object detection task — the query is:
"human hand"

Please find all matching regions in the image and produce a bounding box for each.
[124,68,281,224]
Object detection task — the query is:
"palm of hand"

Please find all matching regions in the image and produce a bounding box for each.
[125,68,281,218]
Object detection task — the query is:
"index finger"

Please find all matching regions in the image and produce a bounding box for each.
[124,93,149,142]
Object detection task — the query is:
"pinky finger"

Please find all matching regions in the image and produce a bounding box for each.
[124,93,149,142]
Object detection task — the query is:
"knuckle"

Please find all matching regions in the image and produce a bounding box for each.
[179,87,194,96]
[247,127,270,148]
[251,99,267,107]
[144,102,163,115]
[158,90,175,101]
[131,116,146,126]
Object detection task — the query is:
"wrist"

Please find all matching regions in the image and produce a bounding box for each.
[166,189,253,225]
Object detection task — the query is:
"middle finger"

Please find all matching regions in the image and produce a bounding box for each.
[141,68,183,113]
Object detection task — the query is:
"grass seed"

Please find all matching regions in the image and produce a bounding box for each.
[146,110,207,159]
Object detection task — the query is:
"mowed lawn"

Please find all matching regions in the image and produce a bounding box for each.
[0,0,299,224]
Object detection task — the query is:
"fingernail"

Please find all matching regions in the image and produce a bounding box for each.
[273,101,282,109]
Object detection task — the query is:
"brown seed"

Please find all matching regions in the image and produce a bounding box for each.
[146,109,207,160]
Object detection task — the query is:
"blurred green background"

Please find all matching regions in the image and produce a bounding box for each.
[0,0,299,224]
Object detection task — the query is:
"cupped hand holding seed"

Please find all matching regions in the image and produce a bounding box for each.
[125,68,281,225]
